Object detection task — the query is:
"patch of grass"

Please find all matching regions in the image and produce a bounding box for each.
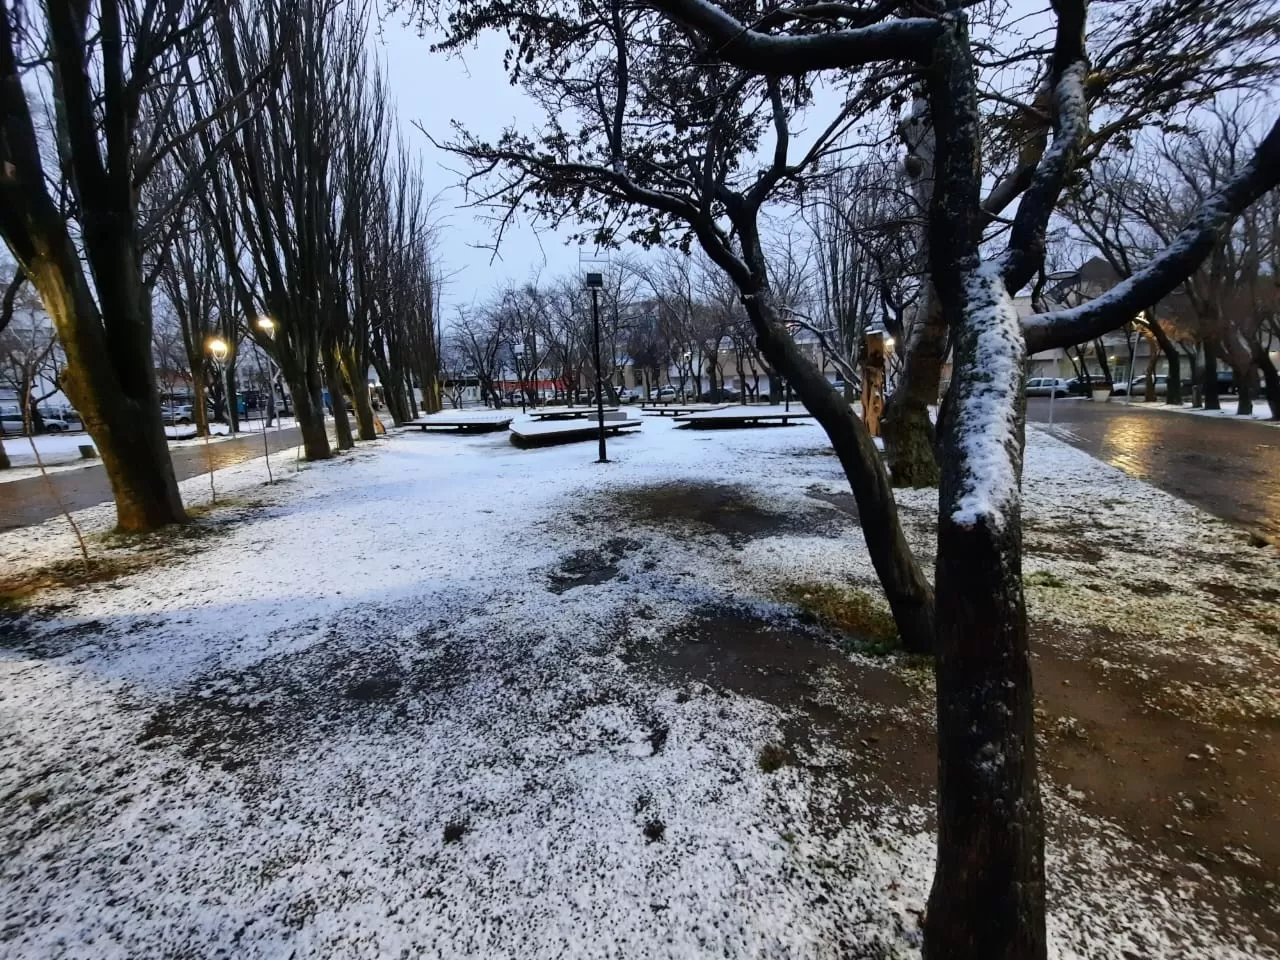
[757,743,789,773]
[0,555,152,610]
[1025,570,1066,589]
[97,497,259,552]
[778,581,898,654]
[5,497,264,611]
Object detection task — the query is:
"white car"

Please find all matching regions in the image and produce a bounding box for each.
[1024,377,1071,398]
[41,417,72,432]
[1116,374,1168,397]
[655,386,679,401]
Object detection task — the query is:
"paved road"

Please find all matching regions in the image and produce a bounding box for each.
[1028,398,1280,544]
[0,426,303,532]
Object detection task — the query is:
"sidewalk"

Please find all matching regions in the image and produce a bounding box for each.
[1,418,301,484]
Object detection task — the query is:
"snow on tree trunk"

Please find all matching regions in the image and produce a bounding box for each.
[926,262,1045,960]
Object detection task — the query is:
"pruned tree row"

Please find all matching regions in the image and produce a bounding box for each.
[0,0,441,517]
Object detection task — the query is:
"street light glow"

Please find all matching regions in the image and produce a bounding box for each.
[883,337,896,351]
[256,317,275,333]
[207,337,229,362]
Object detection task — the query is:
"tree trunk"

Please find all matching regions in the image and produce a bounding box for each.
[746,293,935,654]
[1252,342,1280,419]
[352,375,377,440]
[325,354,354,450]
[926,267,1045,960]
[1235,368,1253,416]
[406,371,420,418]
[1187,347,1202,408]
[1146,321,1181,405]
[1093,339,1112,391]
[26,254,187,531]
[281,351,331,460]
[1203,347,1221,410]
[0,435,8,469]
[883,292,946,487]
[372,353,407,425]
[193,372,210,437]
[225,360,240,432]
[417,355,440,414]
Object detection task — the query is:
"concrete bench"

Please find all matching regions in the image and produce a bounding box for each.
[510,419,642,448]
[673,406,815,429]
[528,406,620,422]
[640,403,729,417]
[406,415,512,433]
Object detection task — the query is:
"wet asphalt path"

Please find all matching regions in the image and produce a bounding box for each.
[0,426,303,532]
[1027,398,1280,544]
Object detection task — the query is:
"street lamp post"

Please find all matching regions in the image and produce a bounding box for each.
[513,343,527,414]
[586,272,608,463]
[205,337,229,503]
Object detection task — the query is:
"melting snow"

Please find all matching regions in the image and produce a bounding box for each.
[1,414,1275,958]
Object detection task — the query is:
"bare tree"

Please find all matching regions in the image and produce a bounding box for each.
[0,0,240,528]
[428,1,1280,957]
[0,282,61,433]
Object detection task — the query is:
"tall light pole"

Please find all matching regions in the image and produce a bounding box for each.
[205,337,229,503]
[254,317,280,483]
[586,271,608,463]
[513,342,526,414]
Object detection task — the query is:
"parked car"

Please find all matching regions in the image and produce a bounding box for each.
[655,385,679,401]
[698,387,741,402]
[1025,377,1071,398]
[0,412,71,434]
[1212,369,1262,395]
[1116,374,1169,398]
[616,387,642,404]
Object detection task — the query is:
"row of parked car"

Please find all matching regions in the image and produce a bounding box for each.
[0,406,79,433]
[1027,369,1257,399]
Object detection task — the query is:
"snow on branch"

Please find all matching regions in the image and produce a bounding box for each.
[950,263,1025,532]
[1000,57,1089,290]
[1023,113,1280,354]
[999,0,1089,291]
[642,0,941,72]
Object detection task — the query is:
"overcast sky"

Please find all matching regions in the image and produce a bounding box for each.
[370,3,1275,317]
[373,22,587,316]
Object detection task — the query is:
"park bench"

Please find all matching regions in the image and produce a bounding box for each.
[527,406,620,422]
[406,414,512,433]
[510,419,641,448]
[673,406,815,428]
[640,403,729,417]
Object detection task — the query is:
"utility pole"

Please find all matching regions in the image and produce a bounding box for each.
[586,272,608,463]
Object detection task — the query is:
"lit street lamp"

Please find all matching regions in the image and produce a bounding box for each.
[204,336,230,503]
[253,316,287,479]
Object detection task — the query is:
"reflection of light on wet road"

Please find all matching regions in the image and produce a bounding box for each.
[1099,416,1162,482]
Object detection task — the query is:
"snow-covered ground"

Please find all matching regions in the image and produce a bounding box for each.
[1,417,1276,958]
